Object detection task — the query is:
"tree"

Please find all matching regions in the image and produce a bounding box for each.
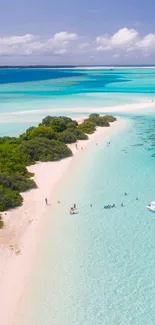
[0,173,37,192]
[78,120,96,134]
[89,114,110,127]
[20,137,72,162]
[74,129,88,140]
[26,126,57,140]
[102,115,117,122]
[0,185,23,211]
[48,118,67,132]
[58,130,77,143]
[66,121,78,129]
[0,216,4,229]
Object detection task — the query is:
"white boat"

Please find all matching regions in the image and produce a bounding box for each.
[146,201,155,212]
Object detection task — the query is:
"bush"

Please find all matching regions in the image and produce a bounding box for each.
[25,126,57,140]
[20,137,72,162]
[69,129,88,140]
[58,130,77,143]
[0,186,23,212]
[75,129,88,140]
[0,218,4,229]
[0,173,37,192]
[88,113,110,127]
[20,127,36,141]
[41,116,70,131]
[0,142,31,175]
[41,116,54,127]
[89,113,100,120]
[102,115,117,123]
[96,117,110,127]
[0,137,21,145]
[66,121,78,129]
[78,120,96,134]
[11,175,37,192]
[49,118,67,132]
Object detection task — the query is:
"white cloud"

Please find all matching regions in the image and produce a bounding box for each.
[53,48,67,55]
[78,42,89,50]
[0,31,78,56]
[52,31,78,42]
[1,28,155,60]
[111,28,139,47]
[96,28,139,51]
[0,34,36,45]
[95,27,155,55]
[137,34,155,50]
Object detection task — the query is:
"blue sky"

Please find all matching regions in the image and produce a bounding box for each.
[0,0,155,64]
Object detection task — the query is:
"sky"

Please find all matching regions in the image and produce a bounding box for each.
[0,0,155,65]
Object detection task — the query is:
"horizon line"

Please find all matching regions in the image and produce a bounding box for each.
[0,64,155,68]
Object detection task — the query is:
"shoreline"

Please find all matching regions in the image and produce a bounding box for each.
[0,117,126,325]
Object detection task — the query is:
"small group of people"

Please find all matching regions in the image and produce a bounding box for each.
[124,192,138,200]
[104,204,116,209]
[70,204,77,214]
[120,193,139,207]
[104,193,139,209]
[75,143,83,150]
[45,198,61,205]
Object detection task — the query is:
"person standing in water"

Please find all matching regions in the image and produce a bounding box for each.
[45,198,48,205]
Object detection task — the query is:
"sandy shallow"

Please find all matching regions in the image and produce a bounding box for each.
[0,100,155,125]
[0,117,125,325]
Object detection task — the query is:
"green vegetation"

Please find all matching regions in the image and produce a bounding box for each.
[74,129,88,140]
[20,138,72,162]
[78,120,96,134]
[0,215,4,229]
[0,114,116,213]
[58,130,77,144]
[89,113,116,126]
[0,173,36,192]
[41,116,78,132]
[78,114,117,133]
[20,126,57,141]
[0,186,23,211]
[103,115,117,123]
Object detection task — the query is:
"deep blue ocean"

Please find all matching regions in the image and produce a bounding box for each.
[1,68,155,324]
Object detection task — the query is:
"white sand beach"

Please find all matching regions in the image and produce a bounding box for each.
[0,100,155,124]
[0,117,125,325]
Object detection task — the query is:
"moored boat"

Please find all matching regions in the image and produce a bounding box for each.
[146,201,155,212]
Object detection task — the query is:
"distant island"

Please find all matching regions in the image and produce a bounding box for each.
[0,65,155,69]
[0,114,116,225]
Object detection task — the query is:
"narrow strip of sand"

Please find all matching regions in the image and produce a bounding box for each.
[0,100,155,122]
[0,117,125,325]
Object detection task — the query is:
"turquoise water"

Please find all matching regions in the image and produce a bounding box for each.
[2,68,155,323]
[1,67,155,135]
[19,115,155,325]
